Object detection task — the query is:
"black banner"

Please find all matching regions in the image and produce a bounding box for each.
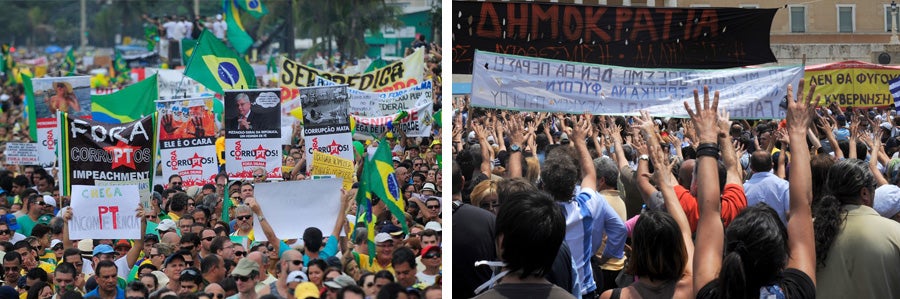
[452,1,778,74]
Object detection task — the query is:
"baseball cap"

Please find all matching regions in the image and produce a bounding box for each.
[93,244,114,256]
[157,219,177,232]
[421,245,440,257]
[163,253,187,267]
[421,183,437,192]
[231,258,259,276]
[374,232,392,243]
[874,184,900,218]
[286,270,308,283]
[381,224,403,237]
[323,275,356,289]
[143,234,160,243]
[50,239,62,250]
[424,221,442,232]
[43,195,56,207]
[430,140,441,148]
[36,215,52,225]
[294,282,320,299]
[115,239,131,249]
[392,156,401,163]
[1,214,20,231]
[881,122,893,131]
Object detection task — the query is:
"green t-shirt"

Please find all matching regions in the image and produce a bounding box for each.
[16,214,36,236]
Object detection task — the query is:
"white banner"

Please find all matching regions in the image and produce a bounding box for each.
[471,50,804,119]
[251,178,343,241]
[316,78,434,138]
[4,142,39,165]
[68,184,142,240]
[145,68,215,100]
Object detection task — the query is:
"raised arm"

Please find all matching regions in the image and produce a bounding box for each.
[848,117,860,159]
[472,122,492,178]
[784,80,818,284]
[868,129,889,187]
[126,206,148,267]
[607,117,628,171]
[506,114,526,179]
[573,114,596,191]
[246,197,280,254]
[717,110,742,186]
[685,86,724,293]
[816,114,843,159]
[649,142,694,294]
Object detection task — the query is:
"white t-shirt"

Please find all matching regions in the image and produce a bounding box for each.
[162,21,179,39]
[181,21,193,38]
[213,21,227,39]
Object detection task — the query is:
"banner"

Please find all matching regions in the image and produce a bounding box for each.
[27,76,92,167]
[311,151,354,190]
[280,47,424,92]
[250,178,342,242]
[68,184,141,240]
[4,142,39,165]
[58,113,155,207]
[300,85,354,171]
[315,77,435,138]
[145,68,215,101]
[452,2,779,74]
[804,60,900,109]
[471,51,803,119]
[158,98,219,188]
[224,89,282,180]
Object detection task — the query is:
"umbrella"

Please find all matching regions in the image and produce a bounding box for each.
[45,45,63,54]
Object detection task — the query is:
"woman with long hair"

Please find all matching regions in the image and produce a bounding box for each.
[813,158,900,298]
[691,83,818,299]
[47,82,81,114]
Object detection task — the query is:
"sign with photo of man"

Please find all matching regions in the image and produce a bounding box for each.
[223,89,283,180]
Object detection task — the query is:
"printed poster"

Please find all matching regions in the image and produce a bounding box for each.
[157,98,220,188]
[224,89,283,180]
[27,76,92,167]
[300,85,353,171]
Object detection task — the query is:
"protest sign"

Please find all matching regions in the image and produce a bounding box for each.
[452,2,778,74]
[804,60,900,109]
[311,151,354,190]
[224,89,282,180]
[470,50,803,119]
[158,98,219,188]
[145,67,215,100]
[4,142,38,165]
[316,77,435,138]
[68,184,141,240]
[251,178,343,242]
[280,47,424,92]
[26,76,92,167]
[300,85,354,171]
[58,113,155,206]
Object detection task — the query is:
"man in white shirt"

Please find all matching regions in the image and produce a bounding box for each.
[743,150,791,224]
[213,14,227,40]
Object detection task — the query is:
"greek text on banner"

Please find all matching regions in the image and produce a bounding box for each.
[804,60,900,109]
[470,50,803,119]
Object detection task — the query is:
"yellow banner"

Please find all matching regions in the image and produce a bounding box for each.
[804,61,900,108]
[279,48,424,92]
[311,151,354,190]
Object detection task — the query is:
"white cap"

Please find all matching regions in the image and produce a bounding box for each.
[50,239,62,249]
[374,232,392,243]
[157,219,177,232]
[424,221,442,232]
[286,270,308,283]
[0,94,9,102]
[216,14,223,20]
[43,195,56,207]
[421,183,437,192]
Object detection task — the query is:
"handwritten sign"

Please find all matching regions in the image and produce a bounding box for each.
[68,184,141,240]
[311,151,354,190]
[280,48,424,92]
[4,143,39,165]
[471,50,804,119]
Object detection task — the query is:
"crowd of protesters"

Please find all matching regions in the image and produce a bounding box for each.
[452,81,900,299]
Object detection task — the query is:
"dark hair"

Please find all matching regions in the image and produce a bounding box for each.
[540,155,578,201]
[627,211,687,282]
[496,191,565,279]
[170,192,189,212]
[375,282,405,299]
[3,250,20,264]
[809,154,835,202]
[30,224,51,239]
[219,277,237,294]
[26,267,48,282]
[303,227,324,252]
[25,281,50,299]
[718,204,788,299]
[55,262,77,276]
[200,254,221,273]
[496,177,537,206]
[373,270,394,282]
[337,285,365,299]
[749,150,773,173]
[357,272,374,286]
[63,248,82,261]
[181,232,200,247]
[95,260,118,274]
[813,159,873,268]
[209,236,230,253]
[127,281,150,298]
[307,259,328,274]
[140,273,159,290]
[390,247,416,270]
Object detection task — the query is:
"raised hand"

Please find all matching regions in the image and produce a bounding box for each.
[785,80,819,134]
[684,86,720,144]
[572,113,592,142]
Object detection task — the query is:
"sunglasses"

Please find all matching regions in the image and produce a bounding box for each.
[253,174,265,178]
[236,215,252,221]
[426,205,440,209]
[34,201,48,206]
[424,252,441,259]
[287,260,302,266]
[232,275,253,282]
[171,182,183,185]
[202,236,215,242]
[182,245,194,251]
[234,251,246,257]
[0,230,10,235]
[365,282,374,287]
[203,294,224,299]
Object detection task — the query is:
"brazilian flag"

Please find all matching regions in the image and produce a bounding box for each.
[183,30,256,94]
[235,0,268,19]
[64,48,76,76]
[91,74,158,124]
[352,172,378,266]
[224,0,254,55]
[112,50,130,84]
[365,138,408,233]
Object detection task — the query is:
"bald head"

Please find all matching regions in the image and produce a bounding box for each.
[246,251,265,270]
[678,159,695,188]
[161,232,181,246]
[204,283,224,294]
[281,249,301,261]
[750,150,773,173]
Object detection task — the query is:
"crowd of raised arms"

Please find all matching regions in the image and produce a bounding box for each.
[452,80,900,299]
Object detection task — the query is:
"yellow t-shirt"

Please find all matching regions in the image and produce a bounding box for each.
[356,253,394,275]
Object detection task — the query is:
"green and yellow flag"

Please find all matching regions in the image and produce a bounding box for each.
[111,50,130,84]
[183,30,256,94]
[91,74,158,124]
[352,172,377,265]
[224,0,254,55]
[64,48,76,76]
[181,38,197,63]
[235,0,268,19]
[365,138,408,233]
